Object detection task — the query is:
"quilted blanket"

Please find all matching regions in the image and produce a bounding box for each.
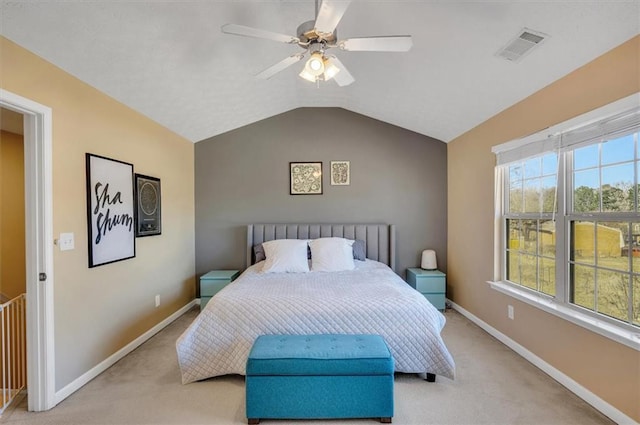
[176,260,455,384]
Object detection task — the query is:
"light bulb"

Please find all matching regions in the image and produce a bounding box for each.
[323,58,340,81]
[309,58,322,71]
[305,53,325,77]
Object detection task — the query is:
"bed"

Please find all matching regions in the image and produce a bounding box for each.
[176,223,455,384]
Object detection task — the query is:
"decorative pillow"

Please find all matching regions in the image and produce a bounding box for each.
[351,239,366,261]
[309,237,356,272]
[261,239,310,273]
[253,244,266,263]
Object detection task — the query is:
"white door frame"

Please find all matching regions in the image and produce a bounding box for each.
[0,89,55,411]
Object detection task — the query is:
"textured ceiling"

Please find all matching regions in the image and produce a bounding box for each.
[1,1,638,143]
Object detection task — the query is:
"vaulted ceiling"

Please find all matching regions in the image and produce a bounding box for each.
[1,1,638,143]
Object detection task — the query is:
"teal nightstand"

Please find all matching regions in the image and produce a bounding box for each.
[200,270,240,310]
[406,268,446,311]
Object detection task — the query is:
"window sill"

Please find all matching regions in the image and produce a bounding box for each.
[488,280,640,351]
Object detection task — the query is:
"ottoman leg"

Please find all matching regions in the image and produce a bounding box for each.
[381,417,392,423]
[247,419,259,424]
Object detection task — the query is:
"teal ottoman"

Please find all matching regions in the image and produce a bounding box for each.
[246,334,394,424]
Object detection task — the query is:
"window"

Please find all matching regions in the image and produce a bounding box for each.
[493,97,640,347]
[505,153,557,296]
[569,134,639,326]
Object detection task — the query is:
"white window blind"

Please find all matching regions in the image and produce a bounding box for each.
[493,95,640,165]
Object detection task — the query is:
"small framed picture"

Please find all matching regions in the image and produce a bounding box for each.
[290,162,323,195]
[330,161,350,185]
[135,174,162,237]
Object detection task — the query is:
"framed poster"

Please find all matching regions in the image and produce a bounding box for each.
[135,174,162,237]
[330,160,350,185]
[85,153,136,268]
[290,162,323,195]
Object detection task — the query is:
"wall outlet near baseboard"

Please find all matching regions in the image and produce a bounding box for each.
[508,304,514,320]
[155,295,160,307]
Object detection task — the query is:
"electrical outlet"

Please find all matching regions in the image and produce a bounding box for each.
[155,295,160,307]
[508,304,514,320]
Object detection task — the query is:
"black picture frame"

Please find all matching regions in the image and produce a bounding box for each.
[85,153,136,268]
[134,174,162,237]
[290,162,323,195]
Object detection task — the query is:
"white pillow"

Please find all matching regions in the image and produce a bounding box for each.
[309,237,356,272]
[261,239,310,273]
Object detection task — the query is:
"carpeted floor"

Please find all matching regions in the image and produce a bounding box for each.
[1,308,613,425]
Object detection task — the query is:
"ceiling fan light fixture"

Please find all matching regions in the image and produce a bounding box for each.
[305,52,325,76]
[299,68,318,83]
[323,57,340,81]
[222,0,413,86]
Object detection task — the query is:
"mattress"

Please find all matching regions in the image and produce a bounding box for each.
[176,260,455,384]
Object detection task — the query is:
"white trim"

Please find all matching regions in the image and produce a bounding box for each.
[0,89,55,412]
[449,300,639,425]
[488,281,640,351]
[54,299,197,404]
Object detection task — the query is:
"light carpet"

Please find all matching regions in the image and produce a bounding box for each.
[0,308,613,425]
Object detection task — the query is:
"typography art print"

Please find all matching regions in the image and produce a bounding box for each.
[86,153,136,267]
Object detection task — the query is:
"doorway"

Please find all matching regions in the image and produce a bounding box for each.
[0,106,27,413]
[0,90,55,412]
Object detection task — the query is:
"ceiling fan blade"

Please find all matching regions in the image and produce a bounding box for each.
[327,56,354,87]
[340,35,413,52]
[255,54,305,80]
[314,0,351,36]
[222,24,300,44]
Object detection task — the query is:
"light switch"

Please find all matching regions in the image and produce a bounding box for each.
[59,233,75,251]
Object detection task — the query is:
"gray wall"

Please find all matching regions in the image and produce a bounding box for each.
[195,107,446,283]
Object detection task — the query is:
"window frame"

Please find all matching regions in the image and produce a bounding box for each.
[491,95,640,351]
[502,151,562,299]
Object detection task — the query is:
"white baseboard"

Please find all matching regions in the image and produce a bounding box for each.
[54,299,197,405]
[449,301,638,425]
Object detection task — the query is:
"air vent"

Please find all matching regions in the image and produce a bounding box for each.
[496,28,548,62]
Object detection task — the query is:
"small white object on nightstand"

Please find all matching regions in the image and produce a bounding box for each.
[420,249,437,270]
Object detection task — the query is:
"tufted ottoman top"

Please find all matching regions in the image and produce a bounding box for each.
[246,334,394,376]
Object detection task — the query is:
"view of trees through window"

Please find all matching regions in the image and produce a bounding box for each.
[570,221,640,325]
[506,219,556,296]
[504,132,639,328]
[574,133,636,213]
[506,152,557,297]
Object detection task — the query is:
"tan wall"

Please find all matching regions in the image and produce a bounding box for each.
[448,35,640,421]
[0,130,26,300]
[0,37,196,391]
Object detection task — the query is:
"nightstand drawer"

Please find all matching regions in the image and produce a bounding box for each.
[201,296,213,310]
[422,293,446,310]
[201,280,230,297]
[200,270,240,310]
[414,277,445,293]
[406,268,446,312]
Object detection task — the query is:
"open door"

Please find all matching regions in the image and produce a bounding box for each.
[0,89,55,411]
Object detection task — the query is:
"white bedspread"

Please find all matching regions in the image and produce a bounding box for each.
[176,260,455,384]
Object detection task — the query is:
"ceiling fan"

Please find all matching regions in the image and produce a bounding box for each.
[221,0,412,86]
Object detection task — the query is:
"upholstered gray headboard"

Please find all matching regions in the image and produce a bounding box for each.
[247,224,396,271]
